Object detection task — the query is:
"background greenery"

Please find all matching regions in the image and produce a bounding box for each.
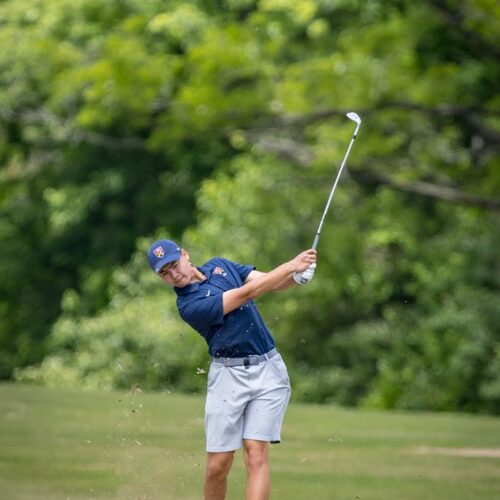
[1,0,499,413]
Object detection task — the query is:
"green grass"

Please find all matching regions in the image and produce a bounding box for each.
[1,384,499,499]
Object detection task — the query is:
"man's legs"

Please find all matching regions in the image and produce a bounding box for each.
[204,451,235,500]
[243,439,270,500]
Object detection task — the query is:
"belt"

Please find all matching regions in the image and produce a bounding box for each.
[212,348,278,368]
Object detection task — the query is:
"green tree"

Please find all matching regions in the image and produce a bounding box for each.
[4,0,500,414]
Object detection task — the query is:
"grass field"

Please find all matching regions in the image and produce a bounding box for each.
[1,383,499,499]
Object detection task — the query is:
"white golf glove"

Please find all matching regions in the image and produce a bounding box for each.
[293,263,316,285]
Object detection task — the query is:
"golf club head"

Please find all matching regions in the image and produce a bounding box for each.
[346,111,361,136]
[346,112,361,124]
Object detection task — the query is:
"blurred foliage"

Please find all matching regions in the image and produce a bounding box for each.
[1,0,499,413]
[16,241,209,393]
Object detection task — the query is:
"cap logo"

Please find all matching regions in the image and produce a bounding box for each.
[153,246,164,258]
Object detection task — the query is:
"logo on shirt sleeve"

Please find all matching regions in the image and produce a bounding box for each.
[213,266,227,277]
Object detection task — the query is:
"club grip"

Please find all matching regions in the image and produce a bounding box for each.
[312,233,320,250]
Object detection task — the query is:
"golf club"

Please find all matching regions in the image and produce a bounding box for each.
[311,112,362,250]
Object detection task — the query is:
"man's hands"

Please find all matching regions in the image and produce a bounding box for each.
[293,263,316,285]
[290,249,317,285]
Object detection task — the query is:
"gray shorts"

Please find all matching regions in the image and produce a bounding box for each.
[205,352,291,452]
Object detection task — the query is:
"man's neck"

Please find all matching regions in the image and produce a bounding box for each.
[190,266,206,284]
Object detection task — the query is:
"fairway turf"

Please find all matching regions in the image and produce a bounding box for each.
[1,384,499,499]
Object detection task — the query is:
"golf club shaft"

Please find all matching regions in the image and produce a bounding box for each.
[312,125,360,250]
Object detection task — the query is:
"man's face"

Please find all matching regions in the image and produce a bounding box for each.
[157,250,194,287]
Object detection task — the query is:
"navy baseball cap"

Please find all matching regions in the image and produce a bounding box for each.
[148,239,182,273]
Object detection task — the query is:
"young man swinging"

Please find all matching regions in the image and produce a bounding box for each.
[148,240,316,500]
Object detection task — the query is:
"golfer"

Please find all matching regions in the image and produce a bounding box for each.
[148,239,316,500]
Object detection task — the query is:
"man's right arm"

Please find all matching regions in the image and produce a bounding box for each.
[222,249,316,315]
[244,270,296,291]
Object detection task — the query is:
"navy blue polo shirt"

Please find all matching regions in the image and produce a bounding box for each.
[174,257,276,358]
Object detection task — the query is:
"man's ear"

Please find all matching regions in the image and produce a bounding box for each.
[181,249,191,261]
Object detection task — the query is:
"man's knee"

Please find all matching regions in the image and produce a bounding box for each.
[243,441,269,471]
[206,452,235,480]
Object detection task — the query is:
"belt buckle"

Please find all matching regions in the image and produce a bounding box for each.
[245,355,260,369]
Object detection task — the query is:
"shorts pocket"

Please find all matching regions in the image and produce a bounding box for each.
[269,355,290,386]
[207,363,223,392]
